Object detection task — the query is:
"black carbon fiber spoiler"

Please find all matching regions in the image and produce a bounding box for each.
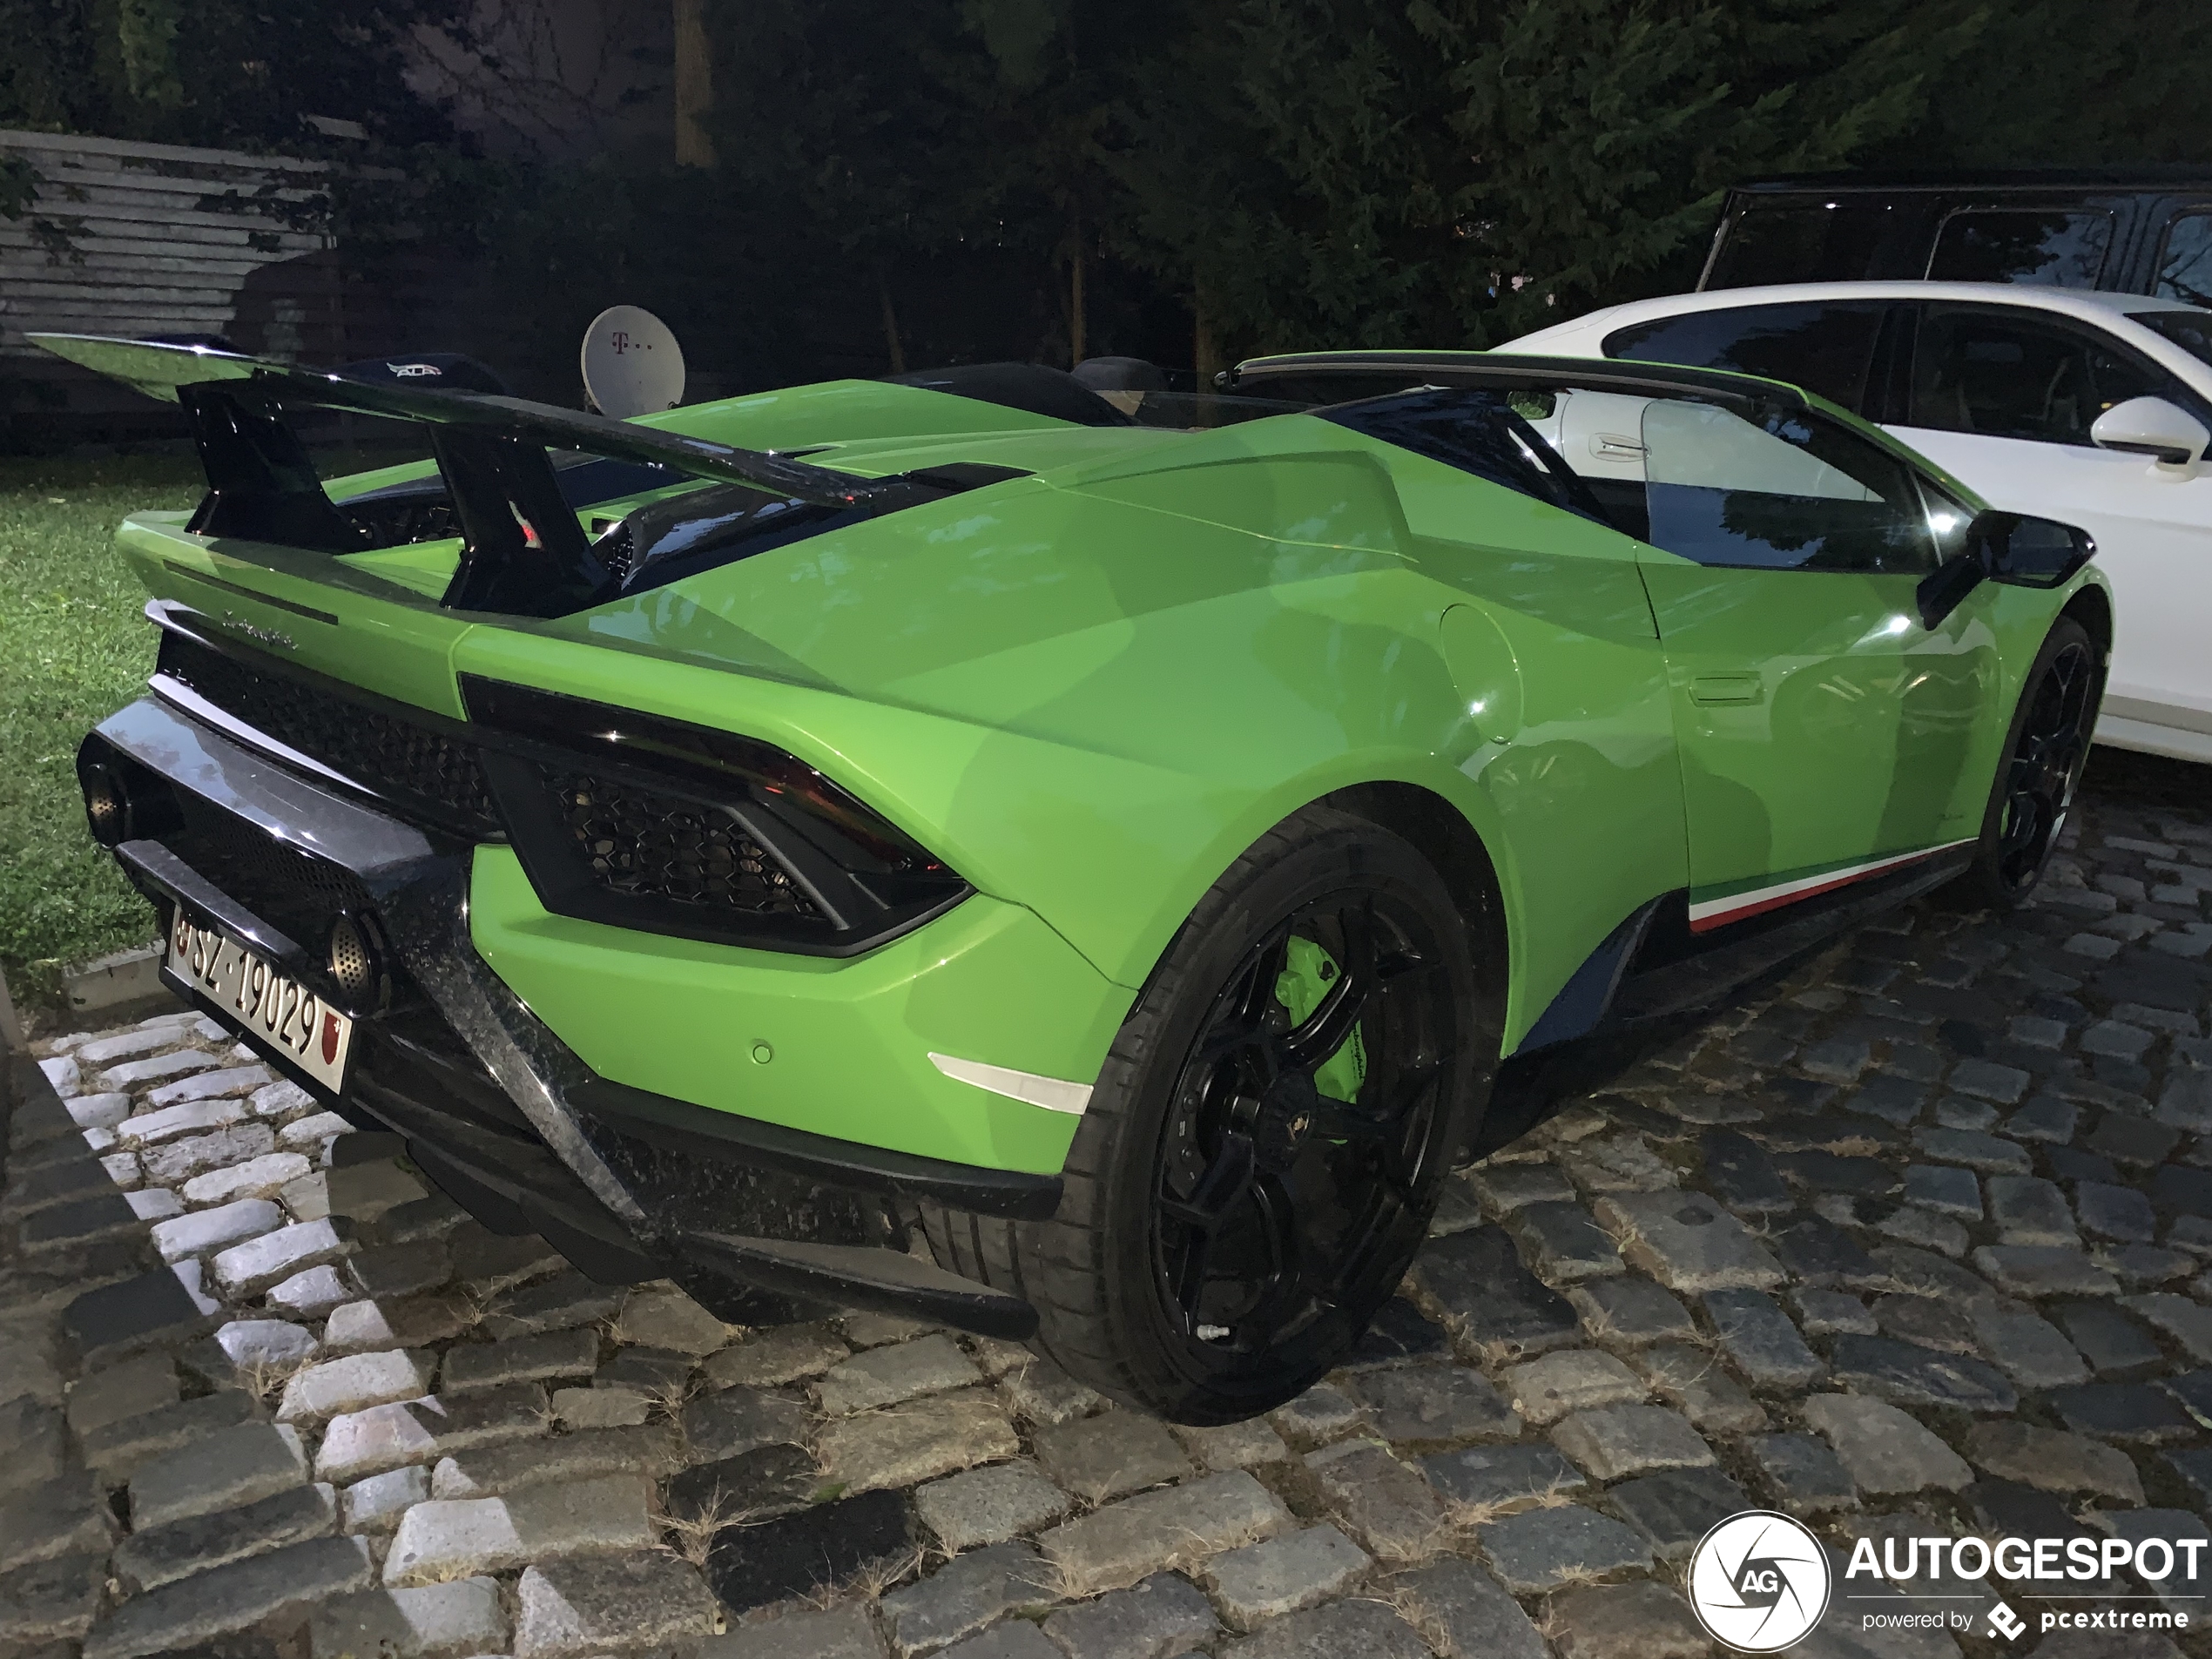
[29,333,908,617]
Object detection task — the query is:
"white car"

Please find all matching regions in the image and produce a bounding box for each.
[1506,280,2212,764]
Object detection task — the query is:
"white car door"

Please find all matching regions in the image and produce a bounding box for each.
[1884,301,2212,763]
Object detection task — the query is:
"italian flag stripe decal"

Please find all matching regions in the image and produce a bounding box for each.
[1687,840,1975,934]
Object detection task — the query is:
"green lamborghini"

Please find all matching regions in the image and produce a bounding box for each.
[41,333,2107,1421]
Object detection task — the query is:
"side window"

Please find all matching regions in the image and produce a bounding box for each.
[1322,388,1607,523]
[1603,302,1886,413]
[1636,401,1939,575]
[1906,307,2161,443]
[1926,210,2114,287]
[2156,210,2212,307]
[1703,199,1906,288]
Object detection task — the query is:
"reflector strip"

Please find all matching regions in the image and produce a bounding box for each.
[929,1052,1093,1116]
[1687,840,1973,934]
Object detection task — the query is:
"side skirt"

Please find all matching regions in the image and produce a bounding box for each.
[1474,844,1973,1156]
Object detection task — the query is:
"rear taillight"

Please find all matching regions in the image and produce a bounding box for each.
[462,678,968,956]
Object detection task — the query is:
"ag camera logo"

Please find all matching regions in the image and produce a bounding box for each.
[1689,1511,1832,1651]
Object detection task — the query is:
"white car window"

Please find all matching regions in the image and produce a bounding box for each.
[2156,210,2212,308]
[1637,401,1934,575]
[1643,401,1877,501]
[1906,307,2163,445]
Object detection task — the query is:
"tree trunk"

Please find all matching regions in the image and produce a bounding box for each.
[876,263,907,374]
[1193,273,1224,392]
[673,0,716,167]
[1069,212,1087,367]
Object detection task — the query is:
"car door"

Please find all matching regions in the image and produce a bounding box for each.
[1616,395,1997,932]
[1885,301,2212,753]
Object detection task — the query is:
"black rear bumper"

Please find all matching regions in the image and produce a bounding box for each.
[84,692,1050,1339]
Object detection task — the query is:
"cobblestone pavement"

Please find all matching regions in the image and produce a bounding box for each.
[4,756,2211,1659]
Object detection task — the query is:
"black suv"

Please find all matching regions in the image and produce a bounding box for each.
[1702,171,2212,305]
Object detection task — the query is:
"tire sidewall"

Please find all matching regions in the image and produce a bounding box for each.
[1077,808,1492,1420]
[1955,614,2101,911]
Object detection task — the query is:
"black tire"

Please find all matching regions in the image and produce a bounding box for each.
[922,804,1499,1422]
[1946,615,2105,913]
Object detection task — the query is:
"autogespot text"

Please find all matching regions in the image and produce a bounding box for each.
[1848,1534,2202,1635]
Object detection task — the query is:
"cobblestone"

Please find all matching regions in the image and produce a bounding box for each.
[1501,1348,1642,1425]
[1474,1503,1650,1594]
[706,1323,851,1386]
[1419,1441,1585,1514]
[184,1148,314,1205]
[82,1534,373,1659]
[0,1475,115,1575]
[915,1460,1071,1551]
[63,1351,178,1434]
[382,1473,656,1586]
[309,1576,508,1659]
[881,1540,1053,1656]
[1703,1287,1824,1387]
[1305,1440,1447,1561]
[1542,1581,1708,1659]
[430,1421,681,1497]
[1567,1274,1696,1345]
[1202,1524,1367,1628]
[1217,1597,1429,1659]
[1594,1189,1784,1291]
[1607,1464,1751,1559]
[1803,1393,1970,1493]
[683,1382,813,1460]
[514,1550,721,1658]
[614,1285,731,1353]
[1033,1409,1191,1502]
[279,1348,435,1423]
[1039,1469,1291,1596]
[129,1419,310,1528]
[269,1269,353,1325]
[1746,1431,1858,1514]
[438,1327,599,1393]
[81,1389,256,1479]
[1041,1571,1217,1659]
[818,1386,1020,1494]
[115,1480,338,1591]
[818,1332,981,1414]
[314,1383,551,1482]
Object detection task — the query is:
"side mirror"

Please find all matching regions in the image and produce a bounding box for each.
[1915,510,2095,629]
[2091,395,2209,478]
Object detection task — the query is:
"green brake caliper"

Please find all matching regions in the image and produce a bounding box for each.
[1274,935,1367,1105]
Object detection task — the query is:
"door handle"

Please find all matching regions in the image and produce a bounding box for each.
[1689,673,1762,705]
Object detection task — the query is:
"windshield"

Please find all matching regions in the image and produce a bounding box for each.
[2128,307,2212,373]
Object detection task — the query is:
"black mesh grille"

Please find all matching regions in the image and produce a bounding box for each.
[158,631,500,835]
[168,793,374,951]
[546,770,823,921]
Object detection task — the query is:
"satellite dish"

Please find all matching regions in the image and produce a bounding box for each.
[581,305,685,417]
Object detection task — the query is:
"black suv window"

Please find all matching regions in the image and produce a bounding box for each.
[1905,306,2161,443]
[1926,210,2114,287]
[2157,211,2212,307]
[1602,302,1886,413]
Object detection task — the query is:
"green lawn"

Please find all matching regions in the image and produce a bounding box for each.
[0,455,201,1001]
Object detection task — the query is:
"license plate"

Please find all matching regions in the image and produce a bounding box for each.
[167,909,354,1093]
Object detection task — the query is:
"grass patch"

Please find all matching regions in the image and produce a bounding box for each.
[0,455,201,999]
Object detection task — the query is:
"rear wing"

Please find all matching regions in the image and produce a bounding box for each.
[30,334,914,617]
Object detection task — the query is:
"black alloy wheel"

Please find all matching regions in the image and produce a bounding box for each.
[918,804,1497,1422]
[1152,894,1452,1363]
[1949,616,2105,912]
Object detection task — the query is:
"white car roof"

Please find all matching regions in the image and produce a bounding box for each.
[1509,280,2207,346]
